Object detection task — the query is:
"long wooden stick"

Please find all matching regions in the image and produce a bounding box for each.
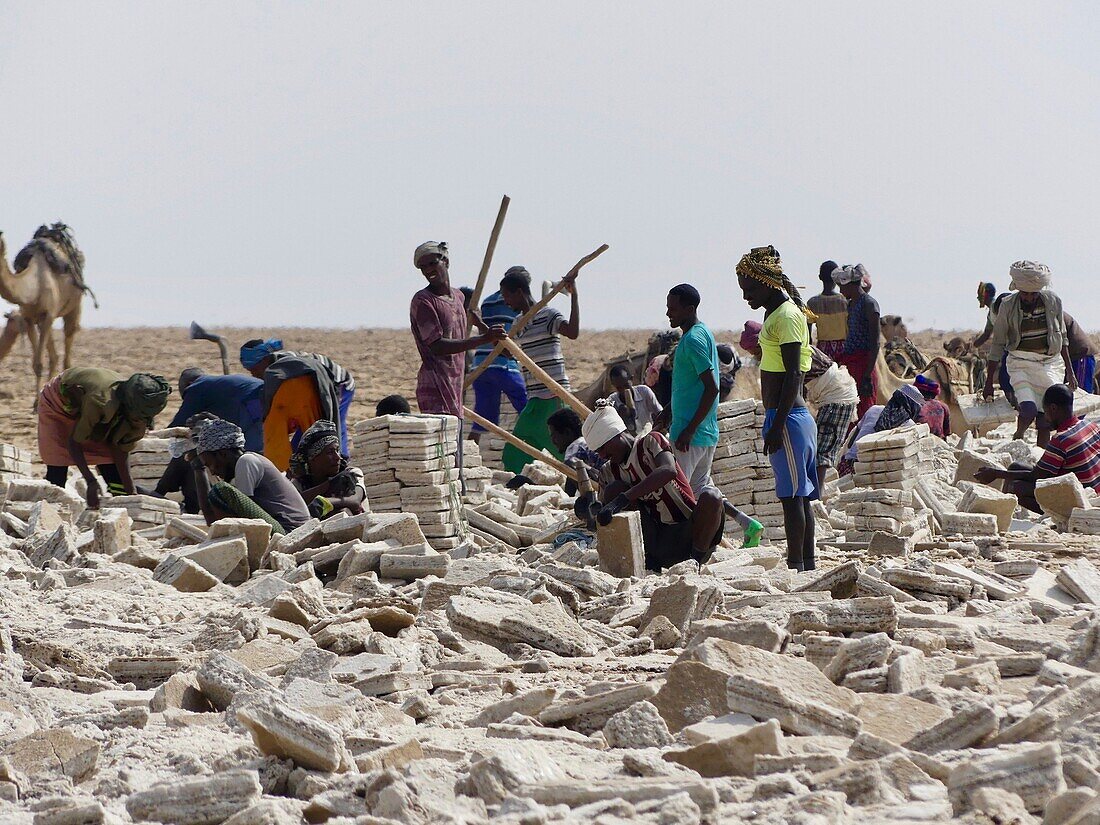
[500,338,592,418]
[466,195,510,336]
[465,243,608,388]
[463,406,579,482]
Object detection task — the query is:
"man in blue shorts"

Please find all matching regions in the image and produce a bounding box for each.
[736,246,820,571]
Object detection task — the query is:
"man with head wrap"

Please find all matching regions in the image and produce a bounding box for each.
[914,374,951,439]
[189,417,310,534]
[582,400,725,570]
[469,267,530,445]
[984,261,1075,447]
[807,260,848,358]
[37,367,171,508]
[410,241,507,418]
[832,263,880,419]
[288,419,366,519]
[736,246,820,571]
[240,338,356,465]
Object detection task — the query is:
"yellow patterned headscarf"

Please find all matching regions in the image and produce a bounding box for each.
[736,246,817,321]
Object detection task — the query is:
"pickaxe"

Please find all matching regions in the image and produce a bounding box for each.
[189,321,230,375]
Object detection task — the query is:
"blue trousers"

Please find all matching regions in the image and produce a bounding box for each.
[471,368,528,432]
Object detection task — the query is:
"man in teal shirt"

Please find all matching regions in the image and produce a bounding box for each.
[664,283,762,547]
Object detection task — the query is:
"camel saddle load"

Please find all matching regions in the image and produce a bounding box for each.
[12,223,97,308]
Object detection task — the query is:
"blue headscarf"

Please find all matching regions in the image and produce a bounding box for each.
[240,338,283,369]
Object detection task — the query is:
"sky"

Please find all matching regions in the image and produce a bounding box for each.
[1,2,1098,331]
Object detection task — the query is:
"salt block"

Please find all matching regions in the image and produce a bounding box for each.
[663,718,781,777]
[1069,508,1100,536]
[364,513,427,547]
[152,555,219,592]
[209,518,272,572]
[1056,558,1100,605]
[955,449,1005,488]
[959,485,1018,533]
[939,512,999,538]
[596,511,645,578]
[1035,474,1089,523]
[93,509,132,555]
[867,531,911,557]
[180,537,249,584]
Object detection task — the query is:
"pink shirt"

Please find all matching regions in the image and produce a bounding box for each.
[410,286,467,416]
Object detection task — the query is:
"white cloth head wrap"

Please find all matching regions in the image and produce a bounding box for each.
[1009,261,1051,292]
[832,263,867,286]
[414,241,449,268]
[900,384,925,407]
[582,399,627,451]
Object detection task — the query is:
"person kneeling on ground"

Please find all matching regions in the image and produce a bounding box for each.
[288,420,367,519]
[582,400,725,571]
[974,384,1100,513]
[190,418,310,535]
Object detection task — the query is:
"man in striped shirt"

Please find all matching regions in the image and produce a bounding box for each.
[499,266,580,474]
[974,384,1100,513]
[583,400,725,570]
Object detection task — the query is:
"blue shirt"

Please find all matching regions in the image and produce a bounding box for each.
[169,374,265,452]
[471,291,520,371]
[670,321,720,448]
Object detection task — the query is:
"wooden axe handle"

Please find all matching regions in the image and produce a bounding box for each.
[463,406,579,482]
[464,243,608,388]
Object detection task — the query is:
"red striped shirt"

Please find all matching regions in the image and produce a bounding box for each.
[599,431,697,524]
[1038,417,1100,490]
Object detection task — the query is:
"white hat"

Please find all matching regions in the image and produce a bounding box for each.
[582,400,627,451]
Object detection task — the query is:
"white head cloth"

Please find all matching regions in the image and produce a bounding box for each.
[832,263,867,286]
[582,399,627,451]
[1009,260,1051,292]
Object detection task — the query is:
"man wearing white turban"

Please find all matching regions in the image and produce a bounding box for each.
[582,400,725,570]
[984,261,1075,446]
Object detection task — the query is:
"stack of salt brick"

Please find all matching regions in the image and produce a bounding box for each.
[711,399,786,540]
[353,414,467,551]
[351,418,400,512]
[101,494,181,533]
[477,408,517,471]
[852,423,932,490]
[0,443,33,485]
[837,487,929,543]
[127,438,172,490]
[461,439,494,505]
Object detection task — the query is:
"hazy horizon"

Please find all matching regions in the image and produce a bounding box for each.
[2,3,1098,333]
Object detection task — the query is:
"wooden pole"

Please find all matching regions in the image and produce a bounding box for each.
[463,406,579,482]
[465,243,608,388]
[500,338,592,418]
[466,195,511,336]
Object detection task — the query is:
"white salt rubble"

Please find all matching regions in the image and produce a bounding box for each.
[6,418,1100,824]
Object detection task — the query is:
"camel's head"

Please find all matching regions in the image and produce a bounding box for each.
[944,336,971,357]
[880,315,908,341]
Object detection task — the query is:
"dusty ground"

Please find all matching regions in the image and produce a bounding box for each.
[0,326,973,461]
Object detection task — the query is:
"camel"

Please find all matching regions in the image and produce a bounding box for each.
[0,309,27,363]
[0,224,92,401]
